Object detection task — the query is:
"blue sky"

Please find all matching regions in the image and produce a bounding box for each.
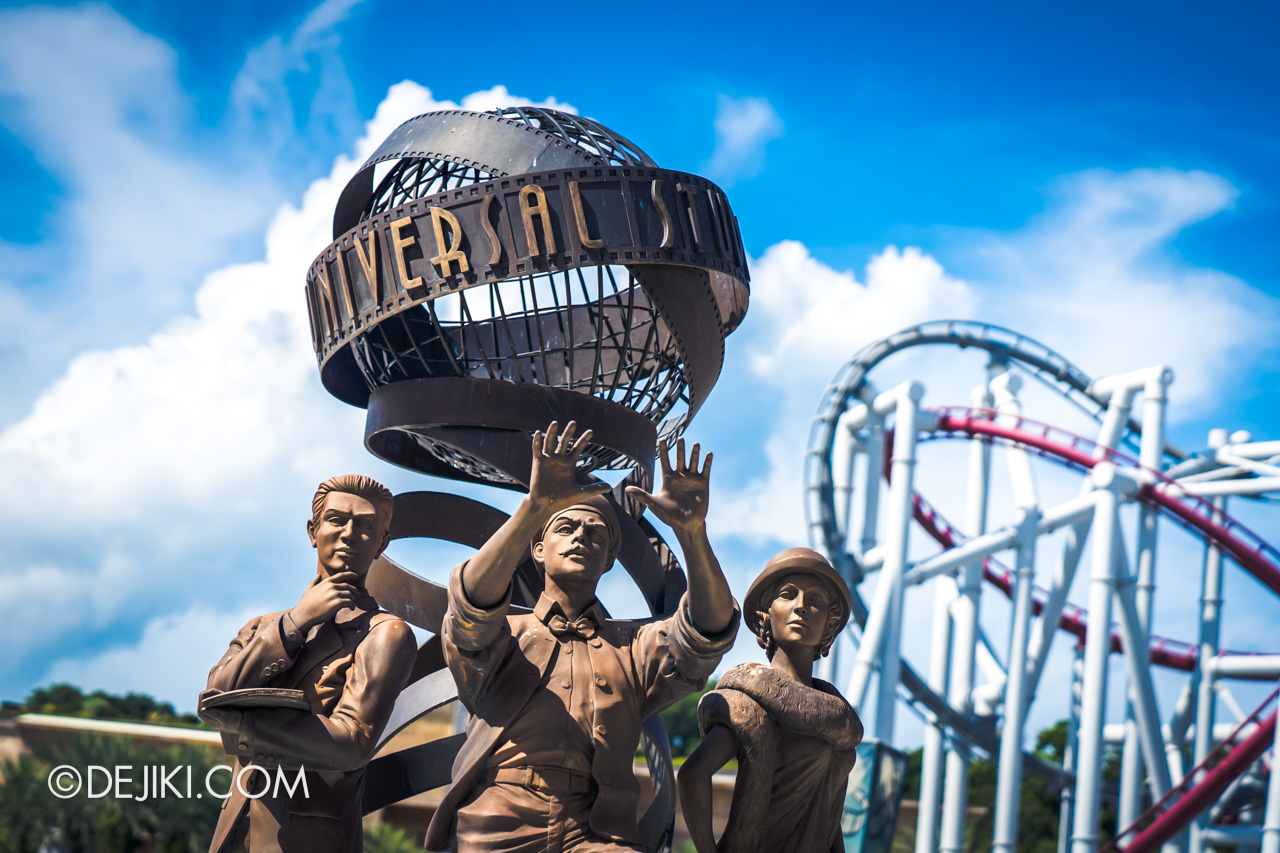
[1,0,1278,742]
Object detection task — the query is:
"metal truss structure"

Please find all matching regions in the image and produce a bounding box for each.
[804,321,1280,853]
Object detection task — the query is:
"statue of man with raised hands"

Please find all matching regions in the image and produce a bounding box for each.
[425,421,739,853]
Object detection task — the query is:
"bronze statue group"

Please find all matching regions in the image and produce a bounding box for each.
[198,422,863,853]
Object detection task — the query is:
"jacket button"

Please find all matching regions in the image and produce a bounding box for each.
[238,744,248,752]
[256,754,265,762]
[595,725,607,736]
[590,639,602,648]
[262,668,272,678]
[561,680,571,689]
[595,676,607,688]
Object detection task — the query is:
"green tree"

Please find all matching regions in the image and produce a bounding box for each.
[893,719,1123,853]
[658,679,717,757]
[13,684,203,728]
[0,754,57,853]
[364,821,420,853]
[0,732,226,853]
[26,684,86,716]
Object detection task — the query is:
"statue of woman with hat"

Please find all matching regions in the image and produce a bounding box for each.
[677,548,863,853]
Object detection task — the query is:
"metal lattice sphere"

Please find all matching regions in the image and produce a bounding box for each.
[306,107,749,486]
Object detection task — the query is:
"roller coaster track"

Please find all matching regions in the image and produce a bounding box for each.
[804,321,1280,845]
[915,410,1280,674]
[1103,690,1279,853]
[804,321,1177,768]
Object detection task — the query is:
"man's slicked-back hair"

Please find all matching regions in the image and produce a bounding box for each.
[312,474,394,530]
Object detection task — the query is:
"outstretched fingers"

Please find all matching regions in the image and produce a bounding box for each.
[568,427,595,461]
[657,438,673,478]
[579,480,613,500]
[557,420,578,454]
[532,429,545,457]
[543,421,562,455]
[625,485,656,510]
[700,450,714,478]
[687,442,701,475]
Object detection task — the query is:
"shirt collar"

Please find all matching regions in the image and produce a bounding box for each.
[334,592,379,626]
[533,593,608,627]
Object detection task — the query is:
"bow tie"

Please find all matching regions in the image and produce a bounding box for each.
[546,614,597,640]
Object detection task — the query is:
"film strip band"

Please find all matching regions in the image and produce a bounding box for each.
[306,165,749,411]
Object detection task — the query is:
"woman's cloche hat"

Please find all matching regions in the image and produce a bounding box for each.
[743,547,853,637]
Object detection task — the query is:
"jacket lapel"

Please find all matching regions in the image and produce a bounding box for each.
[280,622,344,690]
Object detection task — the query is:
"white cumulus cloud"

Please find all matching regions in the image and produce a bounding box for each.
[1,79,572,706]
[702,94,784,186]
[0,3,354,424]
[973,168,1273,413]
[707,241,976,545]
[44,605,267,712]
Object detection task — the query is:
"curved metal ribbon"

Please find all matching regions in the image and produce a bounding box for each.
[308,165,748,409]
[334,108,621,238]
[365,377,657,489]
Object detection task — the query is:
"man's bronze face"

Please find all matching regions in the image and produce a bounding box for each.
[535,509,612,591]
[768,573,834,652]
[307,492,387,578]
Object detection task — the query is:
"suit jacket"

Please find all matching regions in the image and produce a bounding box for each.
[200,588,416,853]
[425,565,738,851]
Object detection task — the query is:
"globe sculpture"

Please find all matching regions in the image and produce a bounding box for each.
[302,106,750,851]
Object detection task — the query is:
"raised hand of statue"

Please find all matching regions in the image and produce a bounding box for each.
[291,571,359,632]
[528,420,611,515]
[626,437,712,534]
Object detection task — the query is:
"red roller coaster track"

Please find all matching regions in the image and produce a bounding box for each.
[899,407,1280,849]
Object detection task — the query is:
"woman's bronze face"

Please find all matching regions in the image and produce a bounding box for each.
[768,573,835,652]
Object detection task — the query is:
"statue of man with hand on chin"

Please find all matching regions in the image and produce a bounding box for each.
[199,475,417,853]
[426,421,739,853]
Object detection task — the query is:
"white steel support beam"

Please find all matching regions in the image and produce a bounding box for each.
[1259,675,1280,853]
[1072,469,1121,853]
[993,372,1039,510]
[873,382,924,744]
[822,412,864,686]
[915,575,957,853]
[993,511,1041,853]
[939,379,996,853]
[906,490,1098,587]
[1169,476,1280,497]
[846,382,924,729]
[858,417,885,562]
[1024,520,1090,709]
[1166,680,1197,784]
[1113,564,1173,800]
[1190,485,1229,853]
[1120,368,1172,830]
[1059,646,1084,853]
[1210,655,1280,678]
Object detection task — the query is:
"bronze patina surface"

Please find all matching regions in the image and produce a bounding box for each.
[678,549,864,853]
[294,106,751,852]
[198,476,418,853]
[428,423,738,852]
